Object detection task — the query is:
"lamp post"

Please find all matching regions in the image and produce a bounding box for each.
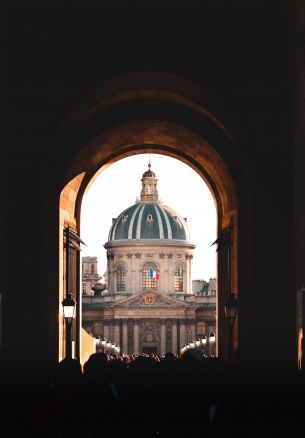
[209,331,216,356]
[106,340,111,354]
[62,293,76,358]
[101,338,106,352]
[200,335,207,356]
[225,292,239,362]
[95,334,101,352]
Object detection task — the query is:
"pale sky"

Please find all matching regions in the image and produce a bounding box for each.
[80,154,217,281]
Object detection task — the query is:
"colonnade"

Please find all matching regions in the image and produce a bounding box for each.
[91,318,215,355]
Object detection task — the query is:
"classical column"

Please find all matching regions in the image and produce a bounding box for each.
[109,320,114,340]
[179,319,186,348]
[127,253,133,292]
[133,320,139,354]
[160,321,166,356]
[104,321,110,340]
[122,319,128,355]
[171,320,178,355]
[166,254,173,292]
[185,254,190,294]
[191,319,196,342]
[134,253,141,293]
[107,254,114,293]
[188,255,193,294]
[114,320,120,345]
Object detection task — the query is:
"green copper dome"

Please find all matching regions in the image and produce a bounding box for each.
[107,164,191,243]
[108,203,190,242]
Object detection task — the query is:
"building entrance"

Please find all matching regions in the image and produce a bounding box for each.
[142,346,158,355]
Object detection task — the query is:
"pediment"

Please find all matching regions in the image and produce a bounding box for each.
[114,290,186,308]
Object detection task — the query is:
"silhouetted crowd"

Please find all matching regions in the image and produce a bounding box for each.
[3,349,305,437]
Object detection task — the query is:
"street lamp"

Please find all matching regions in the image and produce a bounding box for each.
[101,338,106,352]
[209,331,216,356]
[62,293,76,358]
[195,335,207,356]
[95,334,101,351]
[224,292,239,362]
[106,340,111,353]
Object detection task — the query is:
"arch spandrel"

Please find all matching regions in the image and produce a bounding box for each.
[67,121,236,219]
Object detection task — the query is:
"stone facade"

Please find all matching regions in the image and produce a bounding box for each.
[105,243,194,295]
[83,290,216,355]
[82,257,102,295]
[82,165,216,354]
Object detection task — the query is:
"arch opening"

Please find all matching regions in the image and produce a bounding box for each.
[56,74,239,364]
[80,153,217,357]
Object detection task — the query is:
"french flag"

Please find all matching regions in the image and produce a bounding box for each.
[149,269,160,280]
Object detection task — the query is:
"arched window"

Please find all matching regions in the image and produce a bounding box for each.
[142,263,158,290]
[91,264,94,274]
[116,264,126,291]
[174,265,183,292]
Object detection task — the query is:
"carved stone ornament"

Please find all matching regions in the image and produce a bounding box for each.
[143,293,156,305]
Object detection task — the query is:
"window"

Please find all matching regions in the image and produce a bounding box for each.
[197,321,205,335]
[174,265,183,292]
[116,264,126,291]
[142,263,158,290]
[91,264,94,274]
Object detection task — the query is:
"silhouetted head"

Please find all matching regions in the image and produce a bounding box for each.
[52,358,82,389]
[164,352,175,361]
[182,348,204,362]
[83,352,108,378]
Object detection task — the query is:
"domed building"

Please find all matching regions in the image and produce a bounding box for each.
[82,164,216,355]
[106,163,194,296]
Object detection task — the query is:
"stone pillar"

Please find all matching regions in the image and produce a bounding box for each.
[109,320,114,340]
[122,320,128,355]
[179,319,186,348]
[114,320,120,345]
[166,254,173,292]
[159,253,166,292]
[171,320,178,355]
[104,321,110,340]
[160,321,166,356]
[191,319,196,342]
[107,254,114,293]
[127,253,133,292]
[189,255,193,294]
[185,255,190,294]
[135,253,141,293]
[133,320,139,354]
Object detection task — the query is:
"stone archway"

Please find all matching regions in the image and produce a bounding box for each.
[54,73,241,363]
